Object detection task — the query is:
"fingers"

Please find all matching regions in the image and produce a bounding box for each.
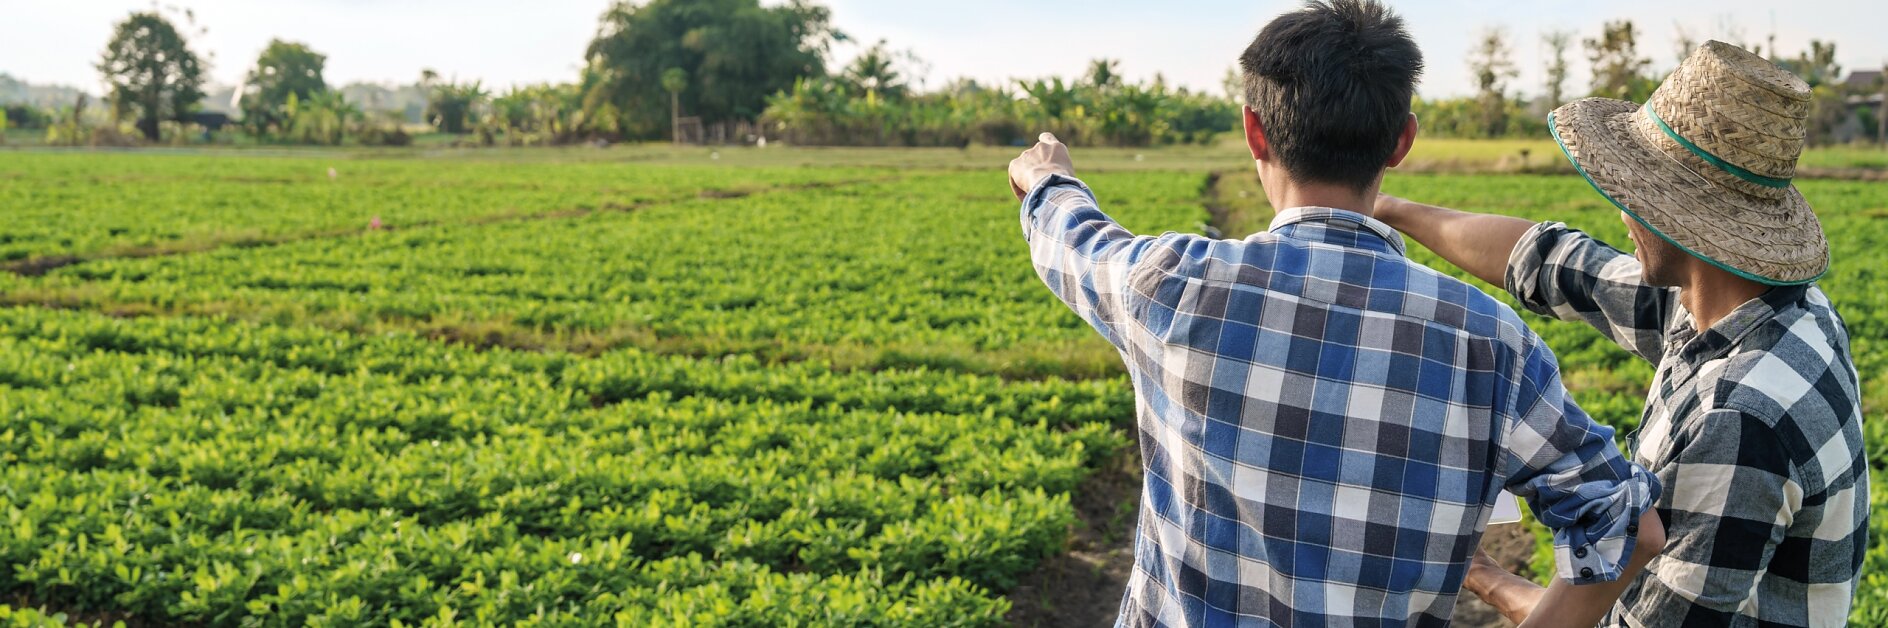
[1008,132,1073,199]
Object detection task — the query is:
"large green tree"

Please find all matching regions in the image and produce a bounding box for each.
[1468,28,1517,138]
[843,40,913,100]
[421,69,486,135]
[584,0,841,138]
[242,39,328,136]
[1584,20,1652,101]
[1541,30,1573,110]
[96,11,206,141]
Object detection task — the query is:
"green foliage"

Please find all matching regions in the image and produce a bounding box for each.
[1,150,1883,623]
[0,604,94,627]
[1410,97,1549,140]
[1540,30,1575,110]
[762,70,1237,147]
[422,73,487,136]
[2,105,55,130]
[1468,29,1519,138]
[282,91,359,146]
[0,152,873,263]
[1,162,1204,379]
[1853,468,1888,626]
[1583,20,1654,101]
[95,11,206,141]
[353,113,412,147]
[242,39,330,137]
[481,83,588,146]
[0,305,1122,624]
[841,40,913,100]
[1778,40,1842,88]
[584,0,840,139]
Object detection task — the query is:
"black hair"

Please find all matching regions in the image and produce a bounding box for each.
[1240,0,1423,192]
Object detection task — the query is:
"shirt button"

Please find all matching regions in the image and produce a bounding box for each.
[1575,547,1588,559]
[1627,524,1639,535]
[1581,567,1595,578]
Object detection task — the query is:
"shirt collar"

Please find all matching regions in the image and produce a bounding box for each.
[1671,284,1811,364]
[1266,206,1408,256]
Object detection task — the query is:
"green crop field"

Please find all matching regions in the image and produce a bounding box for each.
[0,147,1883,626]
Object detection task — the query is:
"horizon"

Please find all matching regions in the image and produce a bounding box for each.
[3,0,1885,104]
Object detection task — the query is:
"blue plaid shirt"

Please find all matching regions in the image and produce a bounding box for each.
[1020,176,1661,627]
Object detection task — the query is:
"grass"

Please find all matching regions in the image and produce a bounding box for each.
[6,128,1883,173]
[1799,143,1888,170]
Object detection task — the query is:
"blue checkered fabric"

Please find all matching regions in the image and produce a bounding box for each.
[1019,176,1661,627]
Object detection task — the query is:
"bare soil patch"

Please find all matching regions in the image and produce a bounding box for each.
[1006,445,1142,627]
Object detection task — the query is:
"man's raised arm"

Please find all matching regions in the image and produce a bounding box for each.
[1374,193,1677,363]
[1010,133,1181,350]
[1372,194,1535,286]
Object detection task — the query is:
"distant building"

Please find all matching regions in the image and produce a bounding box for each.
[1846,70,1883,93]
[189,111,232,132]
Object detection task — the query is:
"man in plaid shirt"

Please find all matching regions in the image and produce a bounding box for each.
[1007,2,1663,625]
[1374,43,1868,627]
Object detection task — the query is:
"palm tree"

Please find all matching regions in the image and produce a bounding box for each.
[1086,59,1121,90]
[661,68,688,144]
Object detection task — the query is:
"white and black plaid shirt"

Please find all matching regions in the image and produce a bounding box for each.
[1507,222,1868,628]
[1021,177,1659,627]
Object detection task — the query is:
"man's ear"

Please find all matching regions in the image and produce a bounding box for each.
[1385,113,1418,168]
[1242,107,1269,161]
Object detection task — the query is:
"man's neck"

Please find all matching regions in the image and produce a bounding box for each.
[1678,261,1769,333]
[1259,169,1379,217]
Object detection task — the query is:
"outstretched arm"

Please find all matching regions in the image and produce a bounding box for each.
[1373,194,1536,286]
[1376,193,1677,363]
[1011,133,1175,350]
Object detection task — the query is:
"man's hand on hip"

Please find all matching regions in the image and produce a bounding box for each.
[1009,132,1076,200]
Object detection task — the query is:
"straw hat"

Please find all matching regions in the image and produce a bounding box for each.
[1550,40,1828,285]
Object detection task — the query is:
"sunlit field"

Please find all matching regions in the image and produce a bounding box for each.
[1,146,1884,625]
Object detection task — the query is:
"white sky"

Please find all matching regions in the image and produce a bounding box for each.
[3,0,1884,99]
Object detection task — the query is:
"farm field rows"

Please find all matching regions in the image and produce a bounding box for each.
[0,153,884,267]
[0,160,1208,379]
[0,148,1884,625]
[0,306,1128,625]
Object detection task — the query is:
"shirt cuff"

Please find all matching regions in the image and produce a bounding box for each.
[1549,463,1662,585]
[1019,173,1094,241]
[1503,221,1571,317]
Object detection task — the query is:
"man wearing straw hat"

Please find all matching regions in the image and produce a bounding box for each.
[1376,41,1867,627]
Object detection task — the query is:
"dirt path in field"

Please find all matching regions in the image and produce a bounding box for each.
[1003,439,1536,627]
[1005,445,1142,627]
[1201,170,1275,240]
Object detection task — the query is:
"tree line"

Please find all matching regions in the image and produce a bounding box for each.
[1423,20,1885,144]
[3,0,1882,148]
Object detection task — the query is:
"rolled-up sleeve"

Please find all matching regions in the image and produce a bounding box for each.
[1020,174,1176,350]
[1504,222,1678,363]
[1501,334,1662,585]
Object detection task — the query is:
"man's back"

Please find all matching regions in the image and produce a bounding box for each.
[1020,180,1657,626]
